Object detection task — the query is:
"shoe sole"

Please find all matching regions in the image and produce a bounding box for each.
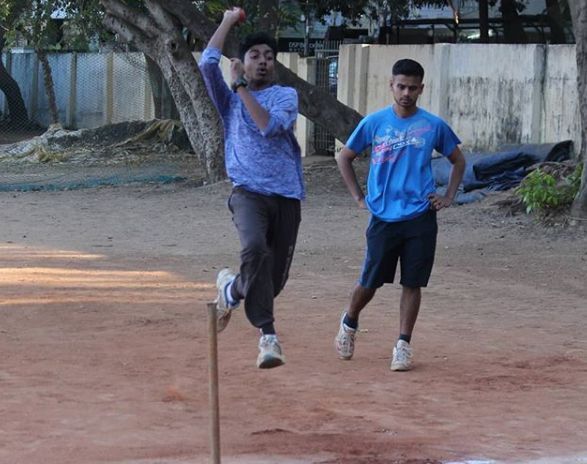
[216,308,231,333]
[390,363,412,371]
[257,356,285,369]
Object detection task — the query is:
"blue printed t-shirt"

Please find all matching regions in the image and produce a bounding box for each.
[346,106,461,222]
[199,47,305,200]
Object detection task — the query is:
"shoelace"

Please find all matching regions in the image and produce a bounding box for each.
[338,331,355,352]
[260,336,280,352]
[395,345,411,361]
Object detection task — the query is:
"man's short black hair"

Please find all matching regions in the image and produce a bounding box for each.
[392,59,425,80]
[239,32,278,61]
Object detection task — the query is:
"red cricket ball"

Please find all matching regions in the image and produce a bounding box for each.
[238,8,246,23]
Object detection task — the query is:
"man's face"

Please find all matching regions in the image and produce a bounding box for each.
[244,44,275,86]
[390,74,424,109]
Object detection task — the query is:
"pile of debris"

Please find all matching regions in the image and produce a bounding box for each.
[0,120,203,191]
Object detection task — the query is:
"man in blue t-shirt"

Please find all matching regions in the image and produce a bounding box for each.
[334,58,465,371]
[200,8,305,369]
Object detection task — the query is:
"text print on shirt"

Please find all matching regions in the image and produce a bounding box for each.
[372,122,433,165]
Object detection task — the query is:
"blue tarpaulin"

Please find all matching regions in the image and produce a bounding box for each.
[432,141,573,204]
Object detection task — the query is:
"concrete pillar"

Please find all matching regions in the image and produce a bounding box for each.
[279,52,298,75]
[355,44,370,116]
[337,44,356,111]
[338,44,370,114]
[530,45,546,143]
[295,56,316,157]
[430,44,450,120]
[335,45,370,152]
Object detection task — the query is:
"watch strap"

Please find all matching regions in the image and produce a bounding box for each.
[231,76,248,92]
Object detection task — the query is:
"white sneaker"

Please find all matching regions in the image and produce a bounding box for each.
[256,334,285,369]
[390,339,413,371]
[215,268,239,333]
[335,312,356,360]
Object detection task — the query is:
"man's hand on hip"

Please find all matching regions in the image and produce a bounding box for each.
[428,193,453,211]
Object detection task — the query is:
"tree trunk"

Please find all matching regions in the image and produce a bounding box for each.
[101,0,225,183]
[155,53,221,178]
[145,54,179,119]
[0,33,29,126]
[545,0,567,44]
[36,49,60,125]
[500,0,528,43]
[569,0,587,217]
[145,54,164,118]
[159,42,225,182]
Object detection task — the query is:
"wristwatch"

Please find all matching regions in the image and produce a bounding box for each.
[231,76,248,92]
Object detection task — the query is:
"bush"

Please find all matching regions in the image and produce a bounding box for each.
[515,163,583,215]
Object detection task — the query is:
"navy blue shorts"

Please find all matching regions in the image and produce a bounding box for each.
[359,210,438,289]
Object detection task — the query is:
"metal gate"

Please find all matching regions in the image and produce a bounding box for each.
[313,41,341,156]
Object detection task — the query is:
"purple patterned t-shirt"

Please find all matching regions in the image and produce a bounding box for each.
[199,47,305,200]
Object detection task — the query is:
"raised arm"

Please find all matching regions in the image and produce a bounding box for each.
[207,8,242,51]
[199,8,244,115]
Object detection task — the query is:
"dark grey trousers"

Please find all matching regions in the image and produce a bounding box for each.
[228,187,301,329]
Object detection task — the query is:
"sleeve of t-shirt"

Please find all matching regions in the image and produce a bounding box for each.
[344,116,371,156]
[435,120,461,157]
[198,47,232,116]
[261,87,299,137]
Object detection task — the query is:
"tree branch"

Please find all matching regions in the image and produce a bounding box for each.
[103,14,153,53]
[159,0,225,50]
[100,0,158,38]
[144,0,181,34]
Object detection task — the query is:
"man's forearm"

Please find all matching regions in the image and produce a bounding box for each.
[236,87,270,131]
[207,20,232,51]
[337,158,364,202]
[445,160,465,200]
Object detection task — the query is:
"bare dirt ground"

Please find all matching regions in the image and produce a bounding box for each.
[1,157,586,464]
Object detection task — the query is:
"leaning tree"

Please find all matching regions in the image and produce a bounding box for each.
[99,0,363,183]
